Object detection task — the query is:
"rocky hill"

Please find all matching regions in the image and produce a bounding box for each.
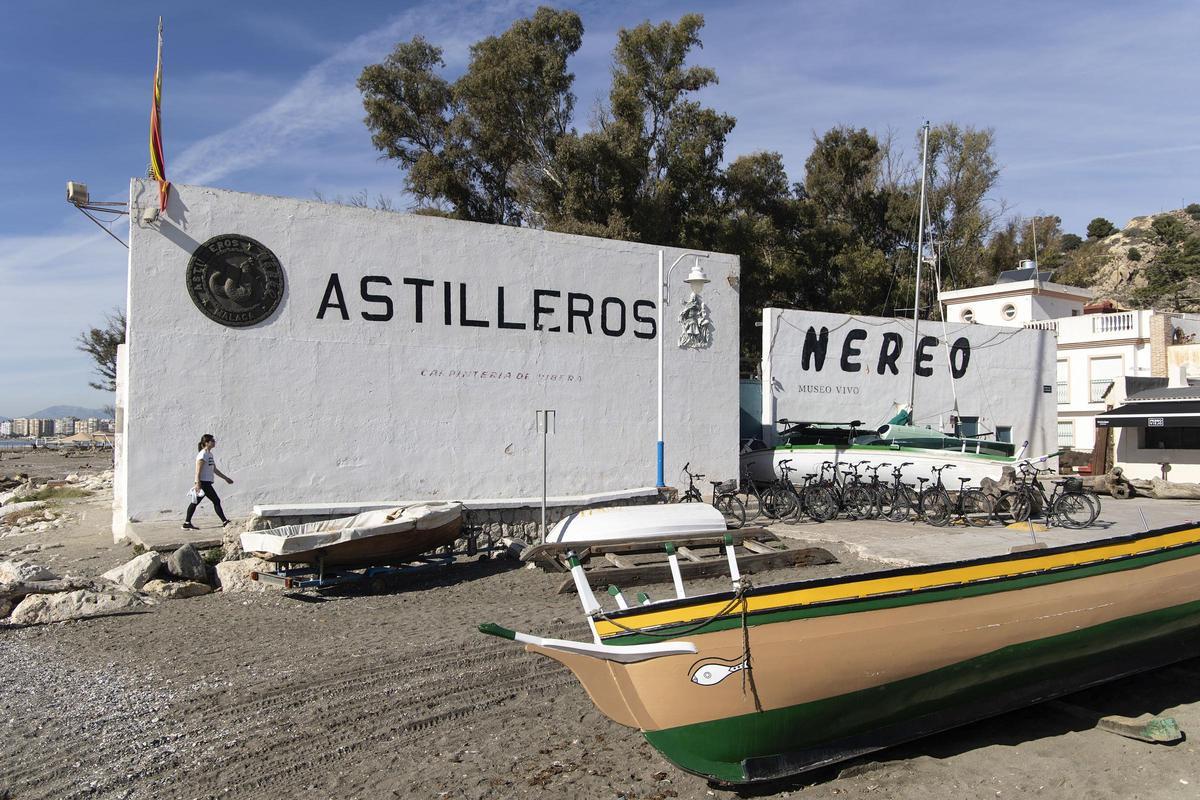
[1084,207,1200,306]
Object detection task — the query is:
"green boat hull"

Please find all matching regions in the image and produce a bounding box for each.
[645,599,1200,783]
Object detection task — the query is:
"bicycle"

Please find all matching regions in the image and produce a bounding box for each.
[737,464,785,523]
[1004,464,1099,528]
[777,461,838,523]
[680,462,747,528]
[880,462,918,521]
[920,465,993,527]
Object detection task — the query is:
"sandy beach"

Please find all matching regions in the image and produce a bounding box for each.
[2,450,1200,800]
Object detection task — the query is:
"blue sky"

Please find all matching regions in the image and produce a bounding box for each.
[2,0,1198,415]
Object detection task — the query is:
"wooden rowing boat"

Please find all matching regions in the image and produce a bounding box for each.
[481,523,1200,783]
[241,503,463,568]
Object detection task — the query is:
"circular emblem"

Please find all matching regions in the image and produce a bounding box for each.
[186,235,284,328]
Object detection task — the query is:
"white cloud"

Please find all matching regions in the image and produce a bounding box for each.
[173,0,537,187]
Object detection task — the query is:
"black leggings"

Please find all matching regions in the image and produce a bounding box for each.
[186,481,228,524]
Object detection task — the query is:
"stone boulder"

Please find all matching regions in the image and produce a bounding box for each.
[214,557,272,593]
[166,544,207,582]
[0,560,58,583]
[142,579,212,600]
[100,552,162,591]
[0,501,46,523]
[10,588,147,625]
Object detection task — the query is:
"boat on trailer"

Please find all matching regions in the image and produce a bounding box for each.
[241,502,464,568]
[481,523,1200,783]
[742,415,1057,486]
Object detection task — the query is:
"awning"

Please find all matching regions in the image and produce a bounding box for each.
[1095,400,1200,428]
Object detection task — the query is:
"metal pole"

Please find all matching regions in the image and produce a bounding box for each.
[908,122,931,414]
[657,250,665,488]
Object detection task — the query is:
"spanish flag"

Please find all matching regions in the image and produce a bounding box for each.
[149,17,170,212]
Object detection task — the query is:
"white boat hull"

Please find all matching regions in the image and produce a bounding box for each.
[548,504,726,546]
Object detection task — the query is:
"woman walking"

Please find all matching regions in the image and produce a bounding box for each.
[182,433,234,530]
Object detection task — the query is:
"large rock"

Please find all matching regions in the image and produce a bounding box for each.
[0,560,58,583]
[166,544,207,582]
[100,552,162,591]
[142,579,212,600]
[214,557,272,593]
[0,501,46,523]
[0,597,11,618]
[10,588,147,625]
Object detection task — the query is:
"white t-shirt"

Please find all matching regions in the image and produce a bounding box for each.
[196,450,215,482]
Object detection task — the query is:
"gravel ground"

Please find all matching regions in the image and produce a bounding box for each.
[2,452,1200,799]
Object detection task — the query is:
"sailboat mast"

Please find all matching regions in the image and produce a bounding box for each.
[908,121,931,415]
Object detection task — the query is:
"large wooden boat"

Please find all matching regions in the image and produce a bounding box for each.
[481,523,1200,783]
[241,503,463,568]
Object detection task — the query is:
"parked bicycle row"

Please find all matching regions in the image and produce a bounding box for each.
[680,460,1102,530]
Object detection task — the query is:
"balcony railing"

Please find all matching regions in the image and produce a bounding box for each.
[1023,320,1058,331]
[1090,378,1114,402]
[1092,311,1135,333]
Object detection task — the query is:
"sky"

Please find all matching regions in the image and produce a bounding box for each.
[2,0,1198,415]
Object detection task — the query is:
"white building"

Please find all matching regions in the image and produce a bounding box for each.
[114,180,740,535]
[939,268,1200,457]
[758,308,1056,456]
[1097,376,1200,483]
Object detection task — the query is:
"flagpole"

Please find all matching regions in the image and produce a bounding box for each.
[150,16,170,212]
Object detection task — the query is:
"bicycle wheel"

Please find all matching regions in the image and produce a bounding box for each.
[680,488,702,503]
[1053,493,1094,529]
[843,485,875,520]
[885,485,918,522]
[1079,490,1102,525]
[961,489,994,528]
[715,495,746,529]
[760,486,796,520]
[1003,489,1035,523]
[920,489,953,527]
[803,486,839,522]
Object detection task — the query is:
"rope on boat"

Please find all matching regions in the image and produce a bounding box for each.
[592,577,765,712]
[592,580,750,638]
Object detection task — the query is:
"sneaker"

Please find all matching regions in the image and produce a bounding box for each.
[181,522,198,530]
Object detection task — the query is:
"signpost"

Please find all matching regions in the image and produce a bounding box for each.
[536,410,556,543]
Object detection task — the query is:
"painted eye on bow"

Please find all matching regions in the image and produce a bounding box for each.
[690,661,746,686]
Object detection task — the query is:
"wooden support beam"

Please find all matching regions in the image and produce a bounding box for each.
[604,552,634,569]
[675,546,704,563]
[741,539,776,555]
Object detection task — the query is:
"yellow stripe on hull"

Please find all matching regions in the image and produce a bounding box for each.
[595,526,1200,639]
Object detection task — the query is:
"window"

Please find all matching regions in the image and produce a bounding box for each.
[1057,421,1074,449]
[1056,360,1069,404]
[1089,356,1122,402]
[1144,427,1200,450]
[1002,303,1017,321]
[957,416,980,437]
[961,308,975,323]
[996,426,1012,443]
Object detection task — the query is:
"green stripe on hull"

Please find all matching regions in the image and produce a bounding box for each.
[605,543,1200,646]
[644,598,1200,783]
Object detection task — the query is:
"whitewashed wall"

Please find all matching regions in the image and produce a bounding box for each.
[761,309,1056,455]
[116,180,738,525]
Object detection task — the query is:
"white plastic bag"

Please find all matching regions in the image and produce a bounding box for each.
[187,487,204,504]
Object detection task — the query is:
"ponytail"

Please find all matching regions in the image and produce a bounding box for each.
[198,433,215,452]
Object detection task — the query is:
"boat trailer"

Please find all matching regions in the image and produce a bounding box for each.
[249,526,495,590]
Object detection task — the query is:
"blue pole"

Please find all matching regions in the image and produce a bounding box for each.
[656,440,665,488]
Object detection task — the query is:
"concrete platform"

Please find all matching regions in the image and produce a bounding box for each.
[771,495,1200,566]
[124,520,227,553]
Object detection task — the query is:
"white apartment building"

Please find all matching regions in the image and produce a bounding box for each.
[939,266,1200,457]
